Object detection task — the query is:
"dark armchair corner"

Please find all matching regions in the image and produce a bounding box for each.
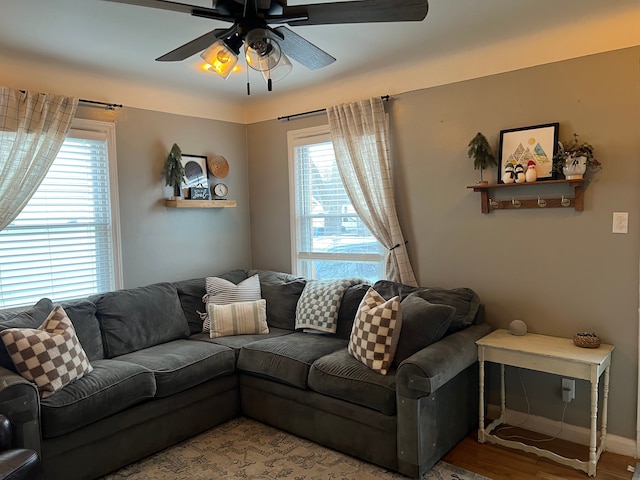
[0,415,41,480]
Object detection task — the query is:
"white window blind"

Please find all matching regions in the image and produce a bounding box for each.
[0,122,120,309]
[289,125,384,281]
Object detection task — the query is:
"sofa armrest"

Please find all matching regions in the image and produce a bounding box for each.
[0,367,41,454]
[396,323,493,399]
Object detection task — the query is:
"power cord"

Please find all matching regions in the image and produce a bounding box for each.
[495,367,570,443]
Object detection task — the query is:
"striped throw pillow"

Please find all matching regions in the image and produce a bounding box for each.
[207,299,269,338]
[201,274,261,333]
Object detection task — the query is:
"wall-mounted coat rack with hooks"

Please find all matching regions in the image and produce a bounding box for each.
[466,179,585,214]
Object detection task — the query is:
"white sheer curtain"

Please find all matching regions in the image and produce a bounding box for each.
[0,87,78,230]
[326,96,417,286]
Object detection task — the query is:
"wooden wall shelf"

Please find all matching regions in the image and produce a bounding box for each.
[467,179,585,214]
[165,199,236,208]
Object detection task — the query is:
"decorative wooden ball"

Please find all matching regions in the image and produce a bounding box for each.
[509,319,527,336]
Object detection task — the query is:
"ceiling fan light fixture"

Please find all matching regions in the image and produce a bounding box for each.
[262,51,292,83]
[200,40,238,79]
[244,29,282,73]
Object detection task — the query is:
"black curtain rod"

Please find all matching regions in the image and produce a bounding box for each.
[17,90,122,110]
[277,95,390,122]
[79,99,123,110]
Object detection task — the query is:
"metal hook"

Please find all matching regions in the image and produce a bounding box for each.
[489,198,498,209]
[537,196,547,208]
[561,195,571,207]
[512,197,521,208]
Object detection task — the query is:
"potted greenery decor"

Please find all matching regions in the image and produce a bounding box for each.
[553,133,601,180]
[467,132,497,184]
[164,143,185,199]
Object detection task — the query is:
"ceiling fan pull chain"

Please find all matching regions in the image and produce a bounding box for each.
[246,63,251,96]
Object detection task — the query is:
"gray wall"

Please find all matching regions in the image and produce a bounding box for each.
[80,106,252,288]
[247,46,640,439]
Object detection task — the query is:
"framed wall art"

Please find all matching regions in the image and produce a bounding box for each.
[498,123,559,183]
[180,154,209,197]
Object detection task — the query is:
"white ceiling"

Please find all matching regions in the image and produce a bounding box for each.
[2,0,640,123]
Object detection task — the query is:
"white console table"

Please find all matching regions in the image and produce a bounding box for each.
[476,329,614,477]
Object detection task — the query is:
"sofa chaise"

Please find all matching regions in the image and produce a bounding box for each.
[0,269,491,480]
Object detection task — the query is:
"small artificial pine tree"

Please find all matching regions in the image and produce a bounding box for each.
[467,132,497,183]
[164,143,185,198]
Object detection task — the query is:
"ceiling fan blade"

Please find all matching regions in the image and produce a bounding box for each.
[156,26,236,61]
[211,0,243,16]
[263,6,309,24]
[285,0,428,26]
[274,26,335,70]
[101,0,234,22]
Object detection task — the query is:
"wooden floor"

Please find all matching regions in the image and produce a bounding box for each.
[443,428,636,480]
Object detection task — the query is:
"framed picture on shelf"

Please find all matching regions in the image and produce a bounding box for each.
[498,123,559,183]
[180,154,209,198]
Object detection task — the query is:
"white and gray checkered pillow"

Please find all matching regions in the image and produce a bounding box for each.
[295,278,363,334]
[200,274,261,333]
[0,305,93,398]
[348,287,402,375]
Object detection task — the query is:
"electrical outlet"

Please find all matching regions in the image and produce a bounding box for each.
[562,378,575,403]
[612,212,628,234]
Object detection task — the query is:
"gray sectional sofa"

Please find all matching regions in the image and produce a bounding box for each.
[0,269,491,480]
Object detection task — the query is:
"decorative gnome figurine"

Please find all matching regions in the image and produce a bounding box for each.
[514,163,526,183]
[502,162,515,184]
[525,160,537,182]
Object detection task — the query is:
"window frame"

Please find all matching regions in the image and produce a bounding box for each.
[0,118,123,311]
[287,124,383,280]
[69,118,124,294]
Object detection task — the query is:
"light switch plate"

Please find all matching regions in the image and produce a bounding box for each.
[612,212,628,234]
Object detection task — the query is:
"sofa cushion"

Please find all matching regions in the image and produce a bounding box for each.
[202,274,262,333]
[114,339,235,397]
[60,299,104,361]
[173,270,248,335]
[40,359,156,438]
[393,293,455,366]
[0,298,54,372]
[335,283,370,340]
[190,327,292,359]
[309,349,397,415]
[237,332,347,389]
[92,282,190,357]
[414,288,481,333]
[247,270,306,330]
[371,280,422,301]
[0,306,93,398]
[373,280,481,333]
[207,299,268,338]
[348,288,402,375]
[295,278,363,334]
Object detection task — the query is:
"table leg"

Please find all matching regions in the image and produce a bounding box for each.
[601,366,610,449]
[500,364,506,424]
[478,355,485,443]
[588,368,599,476]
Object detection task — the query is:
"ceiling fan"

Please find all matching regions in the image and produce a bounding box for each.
[103,0,430,93]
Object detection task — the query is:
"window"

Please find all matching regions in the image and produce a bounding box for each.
[0,119,122,310]
[288,125,384,281]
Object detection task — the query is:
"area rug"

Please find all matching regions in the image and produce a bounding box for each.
[101,417,490,480]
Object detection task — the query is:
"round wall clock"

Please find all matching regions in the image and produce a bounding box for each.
[213,183,228,199]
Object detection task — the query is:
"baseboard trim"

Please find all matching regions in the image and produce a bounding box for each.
[487,404,636,458]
